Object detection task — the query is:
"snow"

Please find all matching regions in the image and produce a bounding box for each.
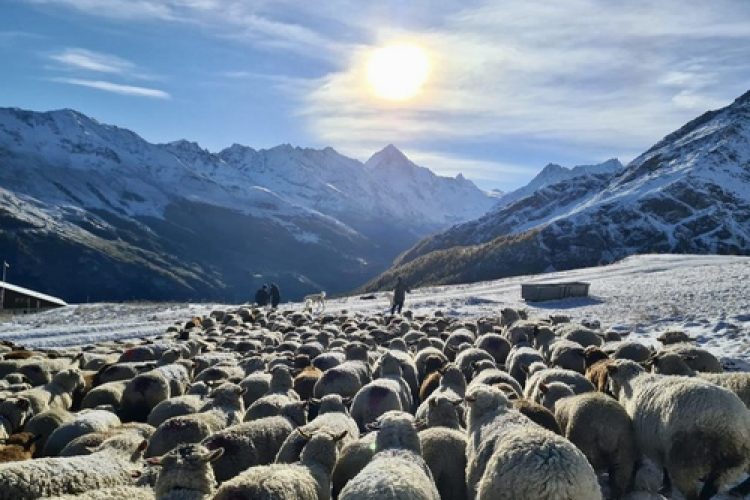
[1,254,748,372]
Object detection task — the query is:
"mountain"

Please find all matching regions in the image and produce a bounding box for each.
[0,107,494,302]
[364,89,750,291]
[496,158,623,208]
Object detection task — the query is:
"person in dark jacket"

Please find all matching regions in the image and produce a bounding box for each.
[269,283,281,308]
[255,285,269,307]
[391,276,410,315]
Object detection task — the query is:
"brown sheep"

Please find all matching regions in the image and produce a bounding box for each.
[586,358,616,394]
[294,364,323,401]
[0,432,41,462]
[419,370,442,403]
[2,350,38,360]
[583,345,609,369]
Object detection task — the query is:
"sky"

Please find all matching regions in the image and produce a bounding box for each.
[1,0,749,191]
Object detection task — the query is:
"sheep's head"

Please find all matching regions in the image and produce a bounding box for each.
[379,352,403,377]
[425,395,462,428]
[370,411,420,454]
[151,444,223,497]
[96,434,148,462]
[606,359,645,399]
[0,397,33,432]
[647,352,694,376]
[344,342,369,362]
[299,431,347,472]
[280,401,308,427]
[209,383,246,411]
[317,394,347,416]
[438,364,466,391]
[53,368,86,392]
[465,385,510,426]
[584,346,609,368]
[537,382,575,410]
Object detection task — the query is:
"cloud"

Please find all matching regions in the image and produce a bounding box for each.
[51,77,171,98]
[49,48,136,74]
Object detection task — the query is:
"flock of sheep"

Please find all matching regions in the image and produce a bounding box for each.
[0,305,748,500]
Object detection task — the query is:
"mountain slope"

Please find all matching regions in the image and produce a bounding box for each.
[0,107,493,301]
[366,89,750,291]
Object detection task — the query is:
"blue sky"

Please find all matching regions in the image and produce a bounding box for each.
[1,0,749,191]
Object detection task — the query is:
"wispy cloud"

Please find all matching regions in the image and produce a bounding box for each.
[51,77,170,99]
[49,48,135,74]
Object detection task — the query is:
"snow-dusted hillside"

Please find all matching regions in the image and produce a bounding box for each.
[1,254,748,370]
[0,107,494,301]
[496,158,623,208]
[378,89,750,287]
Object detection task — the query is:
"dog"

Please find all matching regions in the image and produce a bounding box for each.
[303,291,326,313]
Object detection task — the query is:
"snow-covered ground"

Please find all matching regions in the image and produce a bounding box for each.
[1,254,749,369]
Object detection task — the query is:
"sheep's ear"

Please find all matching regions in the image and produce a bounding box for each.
[429,398,437,407]
[333,431,348,442]
[538,382,549,394]
[606,364,618,375]
[136,440,148,454]
[520,364,530,374]
[15,398,30,411]
[364,422,380,432]
[342,397,353,405]
[206,448,224,462]
[684,355,697,361]
[450,398,463,406]
[310,398,321,405]
[464,395,477,403]
[237,387,247,396]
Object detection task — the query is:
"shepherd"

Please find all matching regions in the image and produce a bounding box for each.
[391,276,410,315]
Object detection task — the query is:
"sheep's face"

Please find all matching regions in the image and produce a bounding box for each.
[373,412,420,453]
[426,396,462,427]
[281,401,308,427]
[54,368,86,392]
[152,444,223,495]
[538,382,575,410]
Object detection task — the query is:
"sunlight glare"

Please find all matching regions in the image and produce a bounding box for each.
[366,44,430,101]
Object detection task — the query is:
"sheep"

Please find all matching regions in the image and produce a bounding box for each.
[549,339,586,373]
[313,342,371,399]
[464,385,601,500]
[145,383,245,457]
[276,394,358,463]
[213,430,347,500]
[350,352,411,431]
[0,432,41,463]
[120,363,192,422]
[294,362,323,401]
[331,431,378,498]
[147,394,205,428]
[238,371,271,407]
[339,412,440,500]
[244,365,301,420]
[657,330,692,345]
[558,324,603,347]
[554,391,637,498]
[607,359,750,500]
[0,398,34,438]
[612,341,652,363]
[662,344,723,373]
[149,443,224,499]
[0,433,148,499]
[81,380,128,410]
[492,385,561,435]
[374,341,420,405]
[505,346,544,386]
[43,408,121,457]
[419,396,466,500]
[3,368,85,423]
[455,347,494,383]
[22,407,73,457]
[59,422,154,456]
[468,367,523,397]
[474,333,511,365]
[202,400,307,483]
[649,352,750,408]
[414,347,448,381]
[524,367,595,403]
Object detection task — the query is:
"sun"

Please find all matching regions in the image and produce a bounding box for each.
[366,44,430,101]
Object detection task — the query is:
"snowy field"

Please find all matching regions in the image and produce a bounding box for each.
[1,254,749,369]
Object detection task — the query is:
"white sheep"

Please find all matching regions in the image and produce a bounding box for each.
[464,385,601,500]
[415,364,466,423]
[419,425,466,500]
[147,395,205,428]
[2,369,85,426]
[120,363,192,422]
[607,359,750,499]
[213,430,347,500]
[276,394,358,463]
[81,380,128,410]
[0,433,148,499]
[313,342,371,399]
[350,352,411,431]
[43,409,121,457]
[202,400,307,482]
[339,411,440,500]
[145,383,245,457]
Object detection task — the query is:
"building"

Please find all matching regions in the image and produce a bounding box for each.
[521,282,590,302]
[0,282,67,313]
